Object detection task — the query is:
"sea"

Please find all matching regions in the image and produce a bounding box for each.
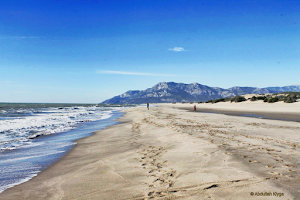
[0,103,130,193]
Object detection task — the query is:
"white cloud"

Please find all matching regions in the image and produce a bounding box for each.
[168,47,186,52]
[96,70,175,77]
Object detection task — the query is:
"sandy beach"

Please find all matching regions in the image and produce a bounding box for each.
[1,101,300,199]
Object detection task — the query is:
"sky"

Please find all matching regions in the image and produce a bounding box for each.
[0,0,299,103]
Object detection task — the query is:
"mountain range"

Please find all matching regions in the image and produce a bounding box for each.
[102,82,300,104]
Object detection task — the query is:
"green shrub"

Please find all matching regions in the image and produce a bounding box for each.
[230,96,247,103]
[206,100,213,103]
[263,98,268,102]
[256,96,267,100]
[267,96,279,103]
[284,94,297,103]
[257,96,266,100]
[212,98,226,103]
[250,96,257,101]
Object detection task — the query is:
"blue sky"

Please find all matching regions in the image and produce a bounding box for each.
[1,0,299,103]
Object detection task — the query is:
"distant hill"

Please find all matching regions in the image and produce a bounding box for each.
[101,82,300,104]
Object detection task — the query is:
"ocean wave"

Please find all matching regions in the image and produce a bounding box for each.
[0,105,121,151]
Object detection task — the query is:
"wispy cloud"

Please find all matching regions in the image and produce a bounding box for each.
[97,70,176,77]
[168,47,186,52]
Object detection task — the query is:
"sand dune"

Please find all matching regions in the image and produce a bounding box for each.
[1,102,299,199]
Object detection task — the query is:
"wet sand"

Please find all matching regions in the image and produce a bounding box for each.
[1,102,300,199]
[181,107,300,122]
[174,100,300,122]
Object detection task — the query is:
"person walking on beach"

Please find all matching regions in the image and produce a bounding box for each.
[193,105,196,112]
[147,102,149,110]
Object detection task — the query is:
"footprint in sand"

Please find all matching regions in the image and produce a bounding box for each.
[266,164,275,168]
[284,164,295,168]
[249,160,259,163]
[269,171,282,176]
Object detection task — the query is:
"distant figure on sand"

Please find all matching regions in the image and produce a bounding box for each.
[147,102,149,110]
[193,105,196,112]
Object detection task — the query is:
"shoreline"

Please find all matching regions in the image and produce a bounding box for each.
[0,110,123,195]
[162,101,300,122]
[1,103,300,199]
[178,107,300,123]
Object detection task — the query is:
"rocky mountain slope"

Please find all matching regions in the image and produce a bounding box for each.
[102,82,300,104]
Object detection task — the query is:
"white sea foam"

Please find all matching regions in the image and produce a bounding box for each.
[0,106,122,151]
[0,104,127,194]
[0,150,67,164]
[0,171,40,193]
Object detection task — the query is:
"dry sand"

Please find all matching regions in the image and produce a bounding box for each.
[1,101,300,199]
